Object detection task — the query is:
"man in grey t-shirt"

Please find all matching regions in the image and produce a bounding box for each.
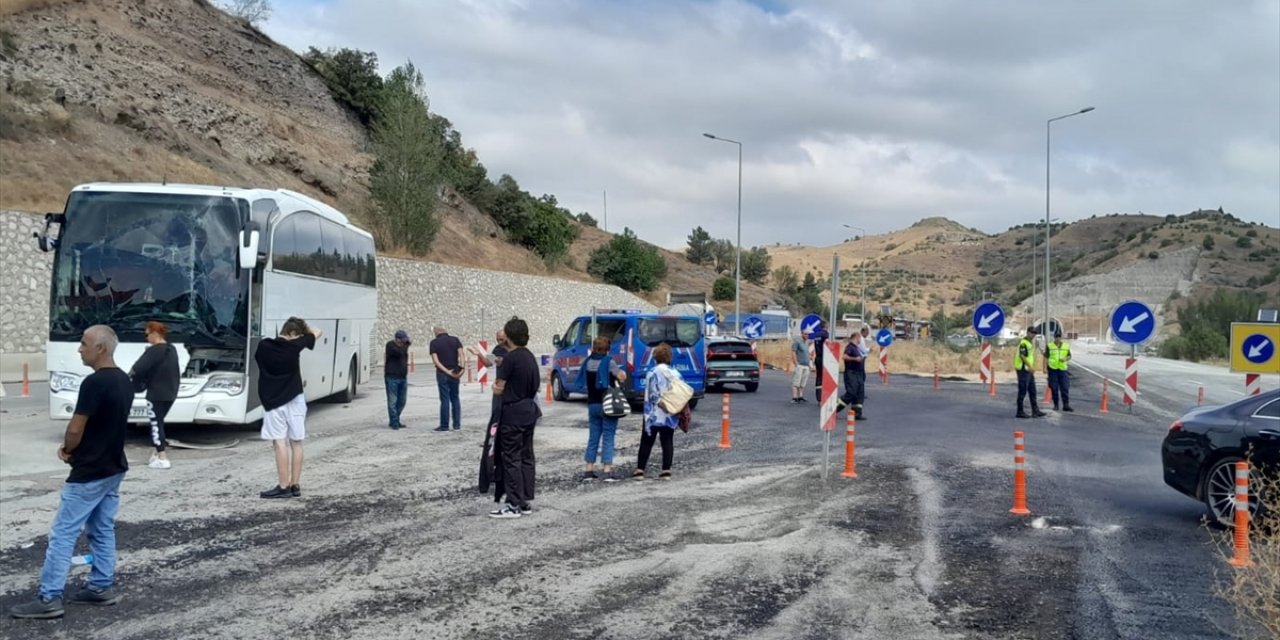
[790,331,811,403]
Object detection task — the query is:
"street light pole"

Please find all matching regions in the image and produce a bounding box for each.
[704,133,743,335]
[1045,106,1094,337]
[842,224,867,318]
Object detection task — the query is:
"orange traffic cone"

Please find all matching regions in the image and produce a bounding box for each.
[544,370,554,404]
[1044,382,1052,405]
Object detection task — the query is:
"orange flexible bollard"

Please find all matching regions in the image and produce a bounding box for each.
[544,369,554,404]
[467,361,473,383]
[933,363,940,390]
[1229,461,1254,567]
[1197,385,1204,406]
[1010,431,1031,515]
[1100,378,1110,414]
[841,410,857,478]
[989,374,997,398]
[719,393,732,449]
[21,362,30,398]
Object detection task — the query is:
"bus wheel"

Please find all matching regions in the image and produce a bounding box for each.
[552,372,569,402]
[336,358,358,403]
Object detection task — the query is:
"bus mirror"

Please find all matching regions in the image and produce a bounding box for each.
[238,228,260,270]
[32,212,65,253]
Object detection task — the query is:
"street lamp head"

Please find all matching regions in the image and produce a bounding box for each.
[1079,107,1095,114]
[702,133,717,139]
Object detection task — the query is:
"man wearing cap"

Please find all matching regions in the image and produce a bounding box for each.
[1045,331,1073,412]
[385,330,412,430]
[1015,327,1047,419]
[810,321,830,402]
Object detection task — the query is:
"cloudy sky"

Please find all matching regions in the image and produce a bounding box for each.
[265,0,1280,249]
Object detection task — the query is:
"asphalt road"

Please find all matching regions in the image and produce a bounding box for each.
[0,369,1265,639]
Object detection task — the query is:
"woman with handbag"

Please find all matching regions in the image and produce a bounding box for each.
[634,343,687,481]
[575,336,627,482]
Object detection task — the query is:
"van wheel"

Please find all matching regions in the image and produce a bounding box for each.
[552,372,569,401]
[336,358,358,403]
[688,398,699,411]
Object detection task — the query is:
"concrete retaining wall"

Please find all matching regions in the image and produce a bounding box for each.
[0,210,653,381]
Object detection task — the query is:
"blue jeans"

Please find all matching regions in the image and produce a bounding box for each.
[40,472,124,599]
[436,372,461,428]
[385,377,407,426]
[585,403,619,465]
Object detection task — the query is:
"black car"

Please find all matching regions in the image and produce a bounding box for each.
[705,337,759,392]
[1161,388,1280,526]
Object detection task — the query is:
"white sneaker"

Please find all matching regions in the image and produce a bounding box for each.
[148,455,171,470]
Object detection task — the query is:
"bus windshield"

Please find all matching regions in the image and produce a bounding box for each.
[49,191,249,346]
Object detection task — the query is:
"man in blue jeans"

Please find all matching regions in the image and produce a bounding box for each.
[11,325,132,619]
[384,330,411,429]
[429,326,465,431]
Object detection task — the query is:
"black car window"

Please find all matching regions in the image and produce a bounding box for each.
[1255,399,1280,419]
[710,341,754,355]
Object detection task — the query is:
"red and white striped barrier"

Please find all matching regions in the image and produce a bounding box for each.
[820,342,840,432]
[1245,373,1261,397]
[979,341,991,384]
[477,340,489,391]
[1123,357,1138,406]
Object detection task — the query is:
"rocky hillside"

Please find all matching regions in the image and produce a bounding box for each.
[0,0,783,315]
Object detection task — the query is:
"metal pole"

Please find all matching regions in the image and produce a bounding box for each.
[735,141,742,336]
[602,189,607,232]
[1045,118,1051,338]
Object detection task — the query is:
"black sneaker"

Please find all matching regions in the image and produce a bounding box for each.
[289,484,301,497]
[68,586,122,606]
[488,504,522,519]
[602,472,620,483]
[1032,412,1048,418]
[579,471,599,481]
[1016,413,1030,419]
[798,397,808,403]
[260,485,292,499]
[399,423,409,429]
[519,504,533,515]
[791,398,801,403]
[9,596,63,619]
[855,414,868,421]
[1062,406,1074,412]
[433,426,450,432]
[389,423,399,430]
[452,425,461,431]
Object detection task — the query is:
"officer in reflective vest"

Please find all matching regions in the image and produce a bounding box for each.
[1045,331,1073,412]
[1014,327,1046,419]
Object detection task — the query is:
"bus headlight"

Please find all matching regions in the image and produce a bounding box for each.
[204,375,245,395]
[49,371,82,393]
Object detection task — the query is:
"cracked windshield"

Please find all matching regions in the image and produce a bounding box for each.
[49,191,247,346]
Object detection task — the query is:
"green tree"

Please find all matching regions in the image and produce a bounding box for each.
[368,62,445,254]
[712,276,736,301]
[711,239,736,274]
[1203,234,1215,250]
[1166,289,1270,361]
[685,226,715,265]
[302,47,384,126]
[772,265,799,295]
[740,246,771,285]
[511,195,579,261]
[576,211,598,227]
[1236,236,1253,248]
[586,228,667,292]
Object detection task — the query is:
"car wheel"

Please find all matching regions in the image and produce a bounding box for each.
[335,358,358,403]
[688,398,699,411]
[745,382,759,392]
[552,372,569,402]
[1202,456,1263,527]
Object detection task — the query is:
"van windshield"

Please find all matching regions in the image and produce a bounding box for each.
[638,318,700,347]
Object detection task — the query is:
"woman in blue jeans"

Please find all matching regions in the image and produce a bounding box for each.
[575,336,625,481]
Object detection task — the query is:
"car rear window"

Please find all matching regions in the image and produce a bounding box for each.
[709,342,754,355]
[638,318,700,347]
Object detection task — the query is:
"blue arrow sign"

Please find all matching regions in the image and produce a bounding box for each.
[972,302,1005,339]
[800,314,824,336]
[1242,333,1275,365]
[704,310,718,327]
[742,316,766,339]
[875,328,894,347]
[1110,300,1156,345]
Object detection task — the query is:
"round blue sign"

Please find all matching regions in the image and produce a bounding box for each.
[800,314,824,336]
[704,310,718,327]
[742,316,766,339]
[972,301,1006,339]
[1110,300,1156,345]
[1242,334,1275,365]
[875,328,894,347]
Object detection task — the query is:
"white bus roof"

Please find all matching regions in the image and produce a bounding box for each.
[70,182,356,228]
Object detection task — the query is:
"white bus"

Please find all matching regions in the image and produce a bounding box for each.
[36,183,378,425]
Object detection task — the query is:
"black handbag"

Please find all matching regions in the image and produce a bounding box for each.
[602,380,630,418]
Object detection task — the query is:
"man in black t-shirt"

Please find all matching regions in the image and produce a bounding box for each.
[11,326,132,619]
[429,326,465,431]
[489,318,542,519]
[255,317,320,499]
[385,330,411,430]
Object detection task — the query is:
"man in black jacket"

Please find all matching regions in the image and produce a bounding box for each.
[385,330,411,430]
[255,317,320,498]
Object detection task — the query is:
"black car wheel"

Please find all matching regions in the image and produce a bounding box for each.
[745,382,759,392]
[552,372,569,402]
[1202,456,1263,527]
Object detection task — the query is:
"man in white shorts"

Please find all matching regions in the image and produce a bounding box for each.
[254,317,320,499]
[790,330,811,403]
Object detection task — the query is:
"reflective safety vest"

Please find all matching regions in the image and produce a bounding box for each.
[1047,341,1071,371]
[1014,338,1035,370]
